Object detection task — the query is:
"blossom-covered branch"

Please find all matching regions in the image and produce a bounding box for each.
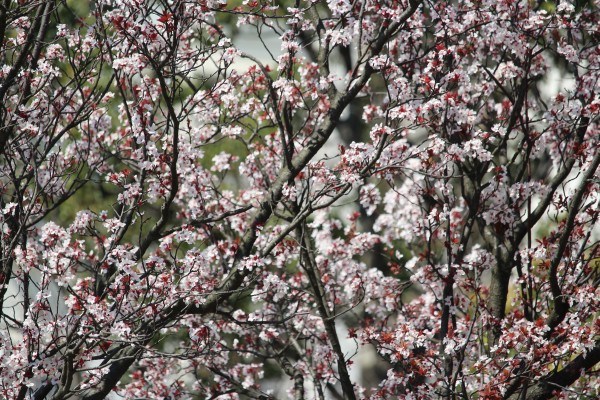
[1,1,599,399]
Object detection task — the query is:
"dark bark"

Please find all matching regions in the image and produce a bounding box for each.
[507,342,600,400]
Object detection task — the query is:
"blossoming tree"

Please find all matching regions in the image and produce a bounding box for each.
[1,0,599,398]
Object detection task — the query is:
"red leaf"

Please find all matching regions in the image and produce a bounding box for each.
[158,11,173,24]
